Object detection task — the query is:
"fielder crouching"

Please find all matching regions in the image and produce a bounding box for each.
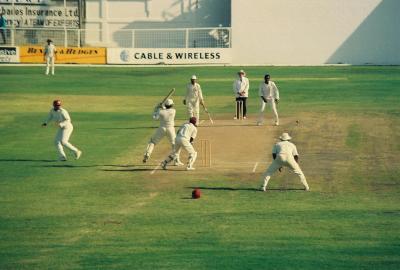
[260,133,309,191]
[42,100,82,161]
[161,117,198,171]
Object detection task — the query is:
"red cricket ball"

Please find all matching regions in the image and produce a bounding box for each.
[192,188,201,199]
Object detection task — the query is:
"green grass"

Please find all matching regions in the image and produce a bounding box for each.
[1,65,400,269]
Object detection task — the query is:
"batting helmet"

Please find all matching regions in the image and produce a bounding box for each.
[165,98,174,106]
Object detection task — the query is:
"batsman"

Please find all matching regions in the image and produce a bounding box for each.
[143,92,183,165]
[183,75,206,123]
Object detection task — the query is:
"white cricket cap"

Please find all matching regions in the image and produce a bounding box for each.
[165,98,174,106]
[238,69,245,74]
[279,133,292,141]
[191,75,197,80]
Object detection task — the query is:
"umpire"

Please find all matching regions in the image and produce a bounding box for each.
[233,70,249,119]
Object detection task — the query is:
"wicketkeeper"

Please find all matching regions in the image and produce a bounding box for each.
[143,98,183,165]
[257,74,280,126]
[183,75,205,122]
[161,117,198,171]
[42,100,82,161]
[260,133,309,191]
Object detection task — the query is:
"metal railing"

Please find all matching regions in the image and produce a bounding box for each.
[1,27,231,48]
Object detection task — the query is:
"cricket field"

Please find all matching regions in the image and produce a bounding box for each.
[0,65,399,269]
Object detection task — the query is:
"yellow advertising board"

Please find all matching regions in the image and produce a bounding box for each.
[20,46,106,64]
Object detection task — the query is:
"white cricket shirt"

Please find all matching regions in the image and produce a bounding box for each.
[45,43,56,58]
[44,107,71,128]
[272,141,299,156]
[185,83,204,103]
[233,76,249,97]
[259,81,279,100]
[153,108,175,128]
[177,122,197,140]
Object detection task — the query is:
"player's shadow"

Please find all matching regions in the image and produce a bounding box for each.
[40,164,147,168]
[101,168,154,172]
[97,126,158,130]
[102,167,187,172]
[187,186,306,192]
[187,186,259,192]
[0,158,57,162]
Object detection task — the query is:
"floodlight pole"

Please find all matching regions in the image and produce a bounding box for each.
[64,0,67,47]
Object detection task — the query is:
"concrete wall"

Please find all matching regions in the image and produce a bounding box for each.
[85,0,231,47]
[231,0,400,65]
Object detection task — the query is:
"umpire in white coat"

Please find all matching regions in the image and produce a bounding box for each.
[257,74,280,126]
[260,133,309,191]
[233,70,249,119]
[42,100,82,161]
[143,98,183,165]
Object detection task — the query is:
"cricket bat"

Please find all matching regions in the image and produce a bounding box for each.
[202,103,214,125]
[160,88,175,105]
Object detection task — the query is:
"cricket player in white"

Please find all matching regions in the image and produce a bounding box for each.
[42,100,82,161]
[257,74,280,126]
[183,75,205,122]
[233,70,249,119]
[161,117,198,171]
[143,99,183,165]
[260,133,309,191]
[44,39,56,75]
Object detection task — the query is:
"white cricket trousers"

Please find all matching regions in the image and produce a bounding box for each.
[46,56,55,75]
[259,99,279,124]
[261,154,309,190]
[168,137,197,167]
[186,100,200,122]
[55,123,79,158]
[145,126,177,157]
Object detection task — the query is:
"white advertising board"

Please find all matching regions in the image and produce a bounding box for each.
[0,46,19,63]
[107,48,232,65]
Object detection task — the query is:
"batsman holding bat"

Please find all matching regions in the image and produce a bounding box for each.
[183,75,206,123]
[42,100,82,161]
[143,94,183,166]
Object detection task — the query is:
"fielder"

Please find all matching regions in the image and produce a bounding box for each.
[257,74,280,126]
[42,100,82,161]
[183,75,205,122]
[233,69,249,119]
[44,39,56,75]
[260,133,309,191]
[143,98,183,165]
[161,117,198,171]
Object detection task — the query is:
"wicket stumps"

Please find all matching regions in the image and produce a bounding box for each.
[236,100,244,120]
[199,139,211,167]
